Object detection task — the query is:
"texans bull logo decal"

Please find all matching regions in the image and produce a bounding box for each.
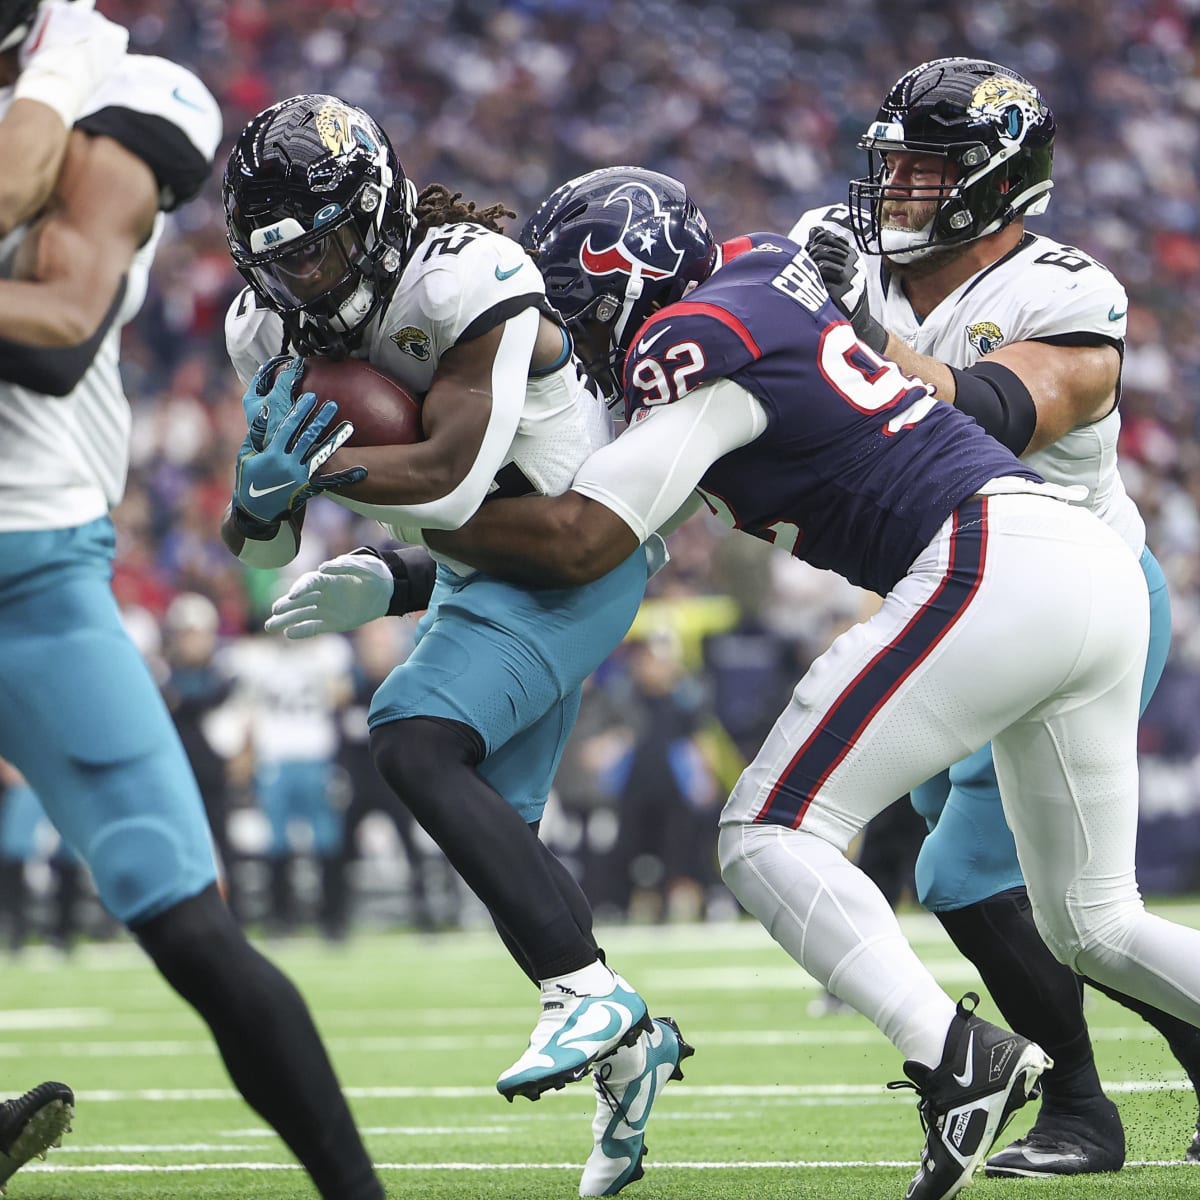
[579,182,684,283]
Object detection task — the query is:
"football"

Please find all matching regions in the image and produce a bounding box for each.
[291,356,424,447]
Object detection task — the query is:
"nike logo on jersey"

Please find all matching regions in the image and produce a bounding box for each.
[1108,306,1127,321]
[172,85,208,112]
[637,326,672,354]
[246,480,295,499]
[495,263,523,281]
[951,1031,975,1087]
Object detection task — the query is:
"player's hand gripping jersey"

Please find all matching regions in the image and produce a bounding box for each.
[226,222,612,573]
[609,234,1039,596]
[0,55,221,532]
[791,205,1144,556]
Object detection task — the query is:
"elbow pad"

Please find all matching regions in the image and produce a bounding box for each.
[0,279,126,396]
[949,361,1037,456]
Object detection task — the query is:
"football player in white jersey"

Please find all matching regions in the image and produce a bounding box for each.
[792,56,1189,1177]
[0,0,129,1180]
[0,28,387,1200]
[221,95,691,1196]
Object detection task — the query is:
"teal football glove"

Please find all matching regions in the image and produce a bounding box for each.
[233,391,367,525]
[243,355,304,452]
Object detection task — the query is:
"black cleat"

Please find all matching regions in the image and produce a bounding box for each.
[0,1081,74,1193]
[889,994,1052,1200]
[984,1097,1125,1177]
[1187,1121,1200,1165]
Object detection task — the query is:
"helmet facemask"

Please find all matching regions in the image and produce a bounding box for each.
[848,59,1054,264]
[225,95,418,358]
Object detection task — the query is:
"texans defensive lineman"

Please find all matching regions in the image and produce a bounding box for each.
[403,164,1200,1200]
[221,95,692,1196]
[792,57,1193,1177]
[0,30,390,1200]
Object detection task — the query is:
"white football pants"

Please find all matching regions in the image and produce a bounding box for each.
[720,491,1200,1065]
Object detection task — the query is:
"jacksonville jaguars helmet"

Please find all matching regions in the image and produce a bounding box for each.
[519,167,717,404]
[223,94,419,357]
[848,58,1055,263]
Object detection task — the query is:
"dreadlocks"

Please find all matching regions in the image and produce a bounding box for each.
[413,183,515,240]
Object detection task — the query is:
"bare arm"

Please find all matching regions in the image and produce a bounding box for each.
[428,377,768,586]
[0,99,72,236]
[882,336,1120,453]
[327,308,535,527]
[0,128,157,344]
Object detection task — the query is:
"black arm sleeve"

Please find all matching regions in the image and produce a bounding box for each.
[949,361,1038,456]
[360,546,438,616]
[0,278,126,396]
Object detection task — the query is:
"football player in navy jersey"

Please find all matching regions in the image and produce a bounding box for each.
[344,165,1200,1200]
[0,23,386,1200]
[792,57,1196,1177]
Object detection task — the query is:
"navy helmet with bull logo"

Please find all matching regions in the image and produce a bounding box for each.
[519,167,717,404]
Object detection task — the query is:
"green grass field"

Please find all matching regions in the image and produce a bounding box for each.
[5,901,1200,1200]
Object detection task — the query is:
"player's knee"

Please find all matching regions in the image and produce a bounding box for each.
[1026,893,1144,977]
[86,815,216,926]
[369,717,485,815]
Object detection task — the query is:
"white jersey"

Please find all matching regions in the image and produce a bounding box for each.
[226,221,613,574]
[0,55,221,533]
[790,205,1145,555]
[220,634,354,765]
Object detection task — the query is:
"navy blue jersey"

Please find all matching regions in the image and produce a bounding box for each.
[621,234,1042,594]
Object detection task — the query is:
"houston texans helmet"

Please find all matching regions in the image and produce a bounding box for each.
[224,94,419,357]
[518,167,716,404]
[848,58,1055,263]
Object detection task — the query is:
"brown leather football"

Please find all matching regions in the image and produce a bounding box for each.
[293,356,423,446]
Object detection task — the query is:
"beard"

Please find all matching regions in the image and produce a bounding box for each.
[879,220,968,277]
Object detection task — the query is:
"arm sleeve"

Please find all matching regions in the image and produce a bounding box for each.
[572,377,768,543]
[336,304,538,530]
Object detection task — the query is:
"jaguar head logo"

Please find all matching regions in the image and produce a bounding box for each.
[966,320,1005,355]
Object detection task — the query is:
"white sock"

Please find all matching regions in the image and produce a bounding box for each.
[542,959,616,996]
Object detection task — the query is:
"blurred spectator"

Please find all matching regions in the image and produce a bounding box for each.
[223,631,355,938]
[161,592,244,918]
[0,761,84,954]
[335,619,463,931]
[590,631,723,922]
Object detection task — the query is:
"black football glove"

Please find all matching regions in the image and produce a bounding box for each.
[805,227,889,354]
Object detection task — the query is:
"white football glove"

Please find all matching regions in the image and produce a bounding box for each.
[14,4,129,129]
[265,550,394,640]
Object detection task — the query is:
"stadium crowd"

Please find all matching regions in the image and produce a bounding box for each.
[7,0,1198,938]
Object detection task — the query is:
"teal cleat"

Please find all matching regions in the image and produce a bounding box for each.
[580,1016,694,1197]
[498,973,651,1103]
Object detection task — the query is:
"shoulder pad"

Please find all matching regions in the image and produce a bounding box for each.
[75,56,221,210]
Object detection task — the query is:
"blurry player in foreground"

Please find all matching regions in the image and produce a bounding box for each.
[325,163,1200,1200]
[0,15,385,1200]
[794,56,1191,1176]
[221,95,690,1196]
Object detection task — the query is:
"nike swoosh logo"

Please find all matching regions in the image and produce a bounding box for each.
[246,480,294,499]
[951,1030,975,1088]
[495,263,523,281]
[172,85,207,112]
[1108,306,1127,321]
[1020,1148,1085,1167]
[637,325,672,354]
